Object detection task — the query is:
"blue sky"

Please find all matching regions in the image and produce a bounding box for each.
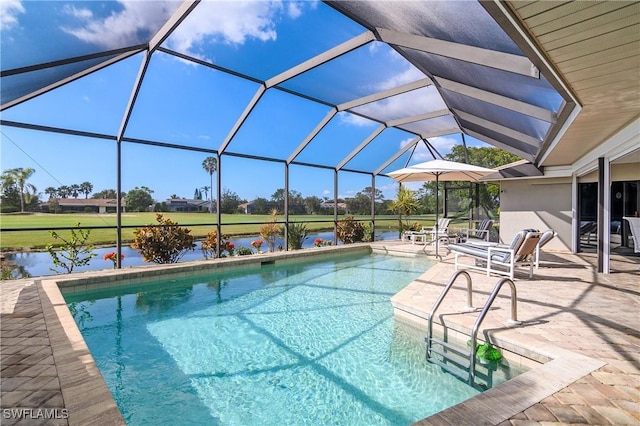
[1,0,490,203]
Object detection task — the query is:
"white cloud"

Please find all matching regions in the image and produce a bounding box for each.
[169,1,280,56]
[61,1,178,49]
[167,0,316,60]
[1,0,25,31]
[337,111,375,128]
[427,135,458,154]
[287,1,302,19]
[354,85,447,125]
[62,5,93,20]
[375,64,424,92]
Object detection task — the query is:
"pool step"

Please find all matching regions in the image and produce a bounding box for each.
[426,337,494,389]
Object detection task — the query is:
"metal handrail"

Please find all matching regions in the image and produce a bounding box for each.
[426,270,476,358]
[468,277,520,384]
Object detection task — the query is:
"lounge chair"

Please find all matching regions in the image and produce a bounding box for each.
[458,218,494,242]
[623,217,640,253]
[534,229,556,268]
[449,230,542,279]
[580,221,597,245]
[404,218,451,245]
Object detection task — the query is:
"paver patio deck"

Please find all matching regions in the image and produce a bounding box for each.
[1,243,638,425]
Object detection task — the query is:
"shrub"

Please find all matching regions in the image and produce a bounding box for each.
[284,222,308,250]
[46,222,97,273]
[83,207,94,213]
[336,216,366,244]
[201,230,229,259]
[259,209,281,252]
[131,214,195,264]
[235,247,253,256]
[362,222,373,242]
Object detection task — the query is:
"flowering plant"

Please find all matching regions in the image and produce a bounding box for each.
[314,238,324,247]
[251,240,263,251]
[225,241,235,256]
[103,251,124,268]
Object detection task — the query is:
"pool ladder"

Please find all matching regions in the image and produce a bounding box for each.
[425,270,521,386]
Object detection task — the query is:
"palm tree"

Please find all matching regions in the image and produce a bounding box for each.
[44,186,58,200]
[202,156,217,213]
[200,186,210,202]
[389,186,419,237]
[70,184,80,198]
[57,185,70,198]
[80,181,93,198]
[3,168,37,212]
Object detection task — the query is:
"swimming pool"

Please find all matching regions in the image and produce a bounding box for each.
[64,253,519,425]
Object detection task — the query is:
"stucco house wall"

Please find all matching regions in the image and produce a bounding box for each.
[499,178,572,252]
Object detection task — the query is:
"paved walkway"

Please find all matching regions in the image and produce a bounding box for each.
[381,242,639,425]
[1,245,638,425]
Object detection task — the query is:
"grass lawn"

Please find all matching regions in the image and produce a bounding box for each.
[0,212,428,250]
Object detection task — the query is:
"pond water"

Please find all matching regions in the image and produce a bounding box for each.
[4,231,400,278]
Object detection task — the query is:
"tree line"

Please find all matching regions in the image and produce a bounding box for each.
[1,148,517,215]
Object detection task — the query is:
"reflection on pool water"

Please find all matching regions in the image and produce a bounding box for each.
[64,253,523,425]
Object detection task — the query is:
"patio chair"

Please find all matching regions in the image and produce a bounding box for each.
[449,230,542,279]
[623,217,640,253]
[580,221,597,245]
[458,218,494,242]
[406,218,452,245]
[534,229,557,268]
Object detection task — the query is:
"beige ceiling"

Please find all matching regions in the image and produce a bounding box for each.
[505,0,640,167]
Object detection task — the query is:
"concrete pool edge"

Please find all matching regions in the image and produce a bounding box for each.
[39,279,126,425]
[390,260,608,426]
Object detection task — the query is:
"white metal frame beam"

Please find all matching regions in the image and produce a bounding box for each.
[117,52,151,141]
[387,109,450,127]
[1,49,143,111]
[337,78,432,111]
[287,108,337,164]
[336,124,385,170]
[418,127,461,139]
[436,77,556,123]
[454,109,542,148]
[463,127,536,162]
[218,85,267,154]
[374,136,421,175]
[376,28,539,78]
[149,0,201,52]
[266,31,375,88]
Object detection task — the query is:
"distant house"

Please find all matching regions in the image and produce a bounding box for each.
[163,198,209,212]
[320,202,348,212]
[238,200,281,214]
[41,198,125,214]
[238,201,254,214]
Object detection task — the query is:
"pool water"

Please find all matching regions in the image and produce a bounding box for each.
[64,253,515,425]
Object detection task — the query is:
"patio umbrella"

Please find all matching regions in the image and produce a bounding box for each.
[387,159,495,258]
